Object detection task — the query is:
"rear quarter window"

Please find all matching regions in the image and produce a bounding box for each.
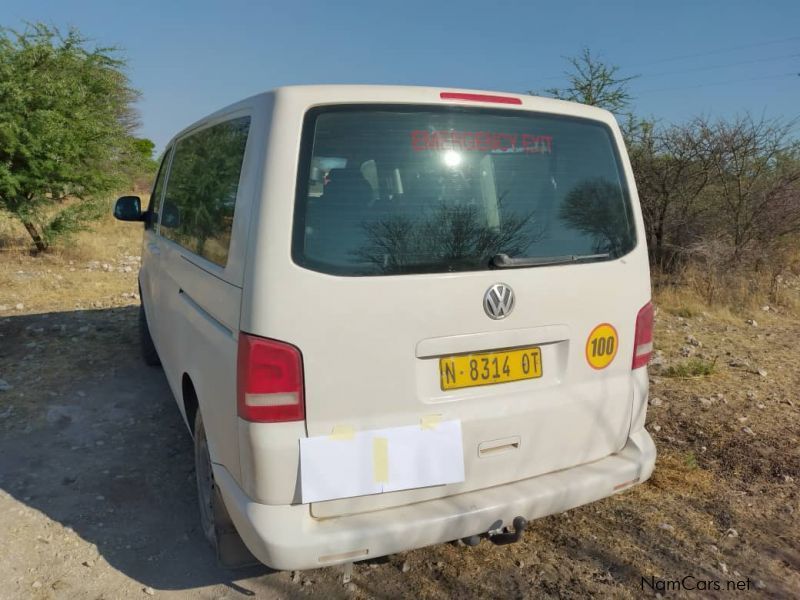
[292,106,635,276]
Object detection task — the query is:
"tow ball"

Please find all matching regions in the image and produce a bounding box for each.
[462,516,529,547]
[489,516,528,545]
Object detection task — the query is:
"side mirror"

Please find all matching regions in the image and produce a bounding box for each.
[114,196,143,221]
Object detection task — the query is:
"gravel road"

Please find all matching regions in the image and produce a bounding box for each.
[0,308,302,598]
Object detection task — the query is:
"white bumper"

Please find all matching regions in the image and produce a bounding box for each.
[213,428,656,571]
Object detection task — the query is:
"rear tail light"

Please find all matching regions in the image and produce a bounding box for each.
[237,333,305,422]
[632,301,654,369]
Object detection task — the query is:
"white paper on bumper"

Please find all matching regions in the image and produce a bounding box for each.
[299,419,465,504]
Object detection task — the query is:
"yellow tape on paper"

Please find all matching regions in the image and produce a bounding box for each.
[330,425,355,440]
[420,414,442,430]
[372,437,389,483]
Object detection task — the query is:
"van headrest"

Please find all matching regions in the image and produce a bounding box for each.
[324,168,373,204]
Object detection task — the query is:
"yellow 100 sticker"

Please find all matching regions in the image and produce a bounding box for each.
[586,323,619,370]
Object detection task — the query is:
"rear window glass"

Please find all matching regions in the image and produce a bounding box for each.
[292,107,635,276]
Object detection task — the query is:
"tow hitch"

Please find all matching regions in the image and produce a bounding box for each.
[462,516,528,547]
[489,516,528,545]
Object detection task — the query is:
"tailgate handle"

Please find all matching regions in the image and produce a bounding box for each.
[478,436,521,457]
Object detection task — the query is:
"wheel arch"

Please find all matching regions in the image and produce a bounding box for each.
[182,373,200,437]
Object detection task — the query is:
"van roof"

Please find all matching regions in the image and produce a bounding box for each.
[167,85,617,148]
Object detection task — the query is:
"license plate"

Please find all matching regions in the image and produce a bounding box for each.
[439,346,542,390]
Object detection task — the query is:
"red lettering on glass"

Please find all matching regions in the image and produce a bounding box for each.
[411,130,429,151]
[412,130,551,153]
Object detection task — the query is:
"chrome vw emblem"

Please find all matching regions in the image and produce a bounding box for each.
[483,283,515,320]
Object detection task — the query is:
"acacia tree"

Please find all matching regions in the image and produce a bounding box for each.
[114,136,158,193]
[0,24,140,252]
[628,118,714,270]
[542,48,638,113]
[700,115,800,262]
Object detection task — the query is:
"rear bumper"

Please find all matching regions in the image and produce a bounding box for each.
[213,428,656,571]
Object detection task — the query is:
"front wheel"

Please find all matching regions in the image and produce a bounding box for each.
[193,411,258,569]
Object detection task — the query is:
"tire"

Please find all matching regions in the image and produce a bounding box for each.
[139,302,161,366]
[194,411,258,569]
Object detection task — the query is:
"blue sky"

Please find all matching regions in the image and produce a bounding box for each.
[4,0,799,152]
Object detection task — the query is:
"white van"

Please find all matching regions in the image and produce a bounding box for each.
[114,85,656,571]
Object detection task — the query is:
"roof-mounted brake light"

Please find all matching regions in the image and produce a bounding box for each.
[440,92,522,105]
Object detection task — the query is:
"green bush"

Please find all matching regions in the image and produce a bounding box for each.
[0,23,145,252]
[662,358,716,378]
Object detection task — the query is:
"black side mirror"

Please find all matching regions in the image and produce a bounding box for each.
[114,196,143,221]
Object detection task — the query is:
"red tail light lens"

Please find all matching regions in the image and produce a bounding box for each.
[632,302,654,369]
[237,333,305,422]
[440,92,522,105]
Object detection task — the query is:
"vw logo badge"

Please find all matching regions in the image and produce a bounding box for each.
[484,283,515,320]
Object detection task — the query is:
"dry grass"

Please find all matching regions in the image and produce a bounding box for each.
[654,257,800,319]
[0,195,146,259]
[655,285,740,322]
[0,195,146,314]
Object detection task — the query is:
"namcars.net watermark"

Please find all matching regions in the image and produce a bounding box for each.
[642,575,755,593]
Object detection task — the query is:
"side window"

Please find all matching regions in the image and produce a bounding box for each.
[147,148,172,230]
[159,116,251,266]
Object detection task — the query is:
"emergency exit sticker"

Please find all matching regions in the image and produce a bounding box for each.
[586,323,618,370]
[410,130,553,154]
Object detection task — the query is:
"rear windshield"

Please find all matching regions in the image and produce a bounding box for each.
[292,106,635,276]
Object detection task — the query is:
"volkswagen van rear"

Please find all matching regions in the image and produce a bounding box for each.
[221,86,655,570]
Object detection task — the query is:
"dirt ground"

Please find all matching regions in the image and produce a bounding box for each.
[0,216,799,598]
